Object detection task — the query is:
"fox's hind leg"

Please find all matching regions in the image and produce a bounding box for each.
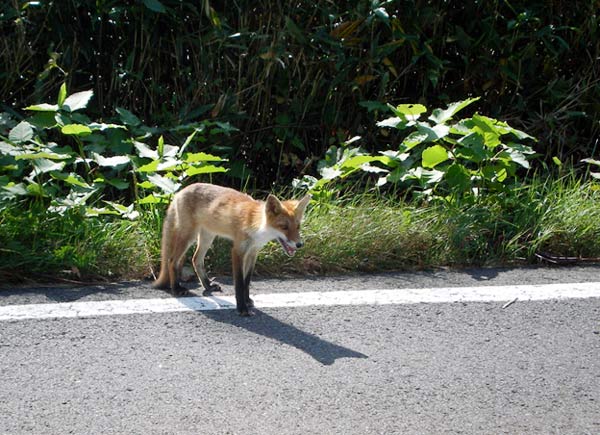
[168,229,194,296]
[192,229,221,295]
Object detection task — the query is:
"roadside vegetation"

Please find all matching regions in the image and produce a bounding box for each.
[1,1,599,284]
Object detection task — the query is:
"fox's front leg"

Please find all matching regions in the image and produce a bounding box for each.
[231,246,250,316]
[242,249,258,309]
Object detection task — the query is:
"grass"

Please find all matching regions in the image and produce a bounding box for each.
[0,206,152,284]
[1,176,600,285]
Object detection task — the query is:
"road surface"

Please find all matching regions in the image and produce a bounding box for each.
[1,266,599,434]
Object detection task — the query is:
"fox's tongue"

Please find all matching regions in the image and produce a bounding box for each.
[278,238,297,257]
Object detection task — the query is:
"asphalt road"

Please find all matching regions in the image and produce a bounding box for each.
[1,266,599,434]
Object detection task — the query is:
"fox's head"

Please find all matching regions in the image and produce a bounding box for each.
[265,193,311,257]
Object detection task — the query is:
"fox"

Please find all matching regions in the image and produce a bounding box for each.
[153,183,311,316]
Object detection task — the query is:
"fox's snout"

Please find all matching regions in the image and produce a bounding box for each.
[277,236,305,257]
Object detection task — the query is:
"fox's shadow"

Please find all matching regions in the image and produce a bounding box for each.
[184,299,367,365]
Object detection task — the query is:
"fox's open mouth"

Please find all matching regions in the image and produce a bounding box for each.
[277,237,297,257]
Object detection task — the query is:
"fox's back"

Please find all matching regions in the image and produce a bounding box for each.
[170,183,263,239]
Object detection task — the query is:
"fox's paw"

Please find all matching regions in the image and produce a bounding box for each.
[202,281,222,296]
[171,284,189,297]
[238,309,254,317]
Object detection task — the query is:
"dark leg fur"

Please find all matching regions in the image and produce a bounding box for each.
[243,265,255,308]
[200,279,222,296]
[171,283,189,297]
[232,248,250,316]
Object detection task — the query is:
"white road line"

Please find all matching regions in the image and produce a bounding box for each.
[1,282,600,322]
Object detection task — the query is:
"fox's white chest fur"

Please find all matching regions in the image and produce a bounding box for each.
[246,210,281,249]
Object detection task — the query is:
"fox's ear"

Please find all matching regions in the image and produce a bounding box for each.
[266,194,283,215]
[295,194,311,219]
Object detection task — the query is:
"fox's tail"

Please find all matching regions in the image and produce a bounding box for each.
[153,208,174,289]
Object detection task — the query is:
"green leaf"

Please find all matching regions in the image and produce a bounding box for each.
[320,166,343,180]
[88,122,127,131]
[95,176,130,190]
[401,131,429,151]
[177,130,197,157]
[136,159,160,173]
[428,97,480,124]
[51,172,92,188]
[1,182,28,196]
[29,112,58,129]
[581,158,600,167]
[26,182,47,197]
[505,149,530,169]
[340,155,394,170]
[445,163,471,190]
[104,201,140,220]
[61,124,92,136]
[133,141,159,159]
[57,82,67,106]
[136,194,168,204]
[31,158,66,174]
[394,104,427,121]
[92,152,131,167]
[9,121,34,143]
[552,156,562,166]
[162,144,178,158]
[416,122,450,142]
[401,167,444,184]
[116,107,142,127]
[85,207,120,217]
[185,164,228,176]
[137,181,155,189]
[506,142,535,155]
[15,150,71,160]
[142,0,166,13]
[499,124,536,141]
[184,152,224,163]
[23,103,59,112]
[62,90,94,112]
[456,133,488,163]
[157,135,165,156]
[376,116,407,129]
[470,115,502,148]
[422,145,449,168]
[147,174,180,194]
[0,141,17,155]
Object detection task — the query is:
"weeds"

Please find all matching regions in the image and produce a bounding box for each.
[2,174,599,285]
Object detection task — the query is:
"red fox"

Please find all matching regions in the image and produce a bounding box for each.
[154,183,311,316]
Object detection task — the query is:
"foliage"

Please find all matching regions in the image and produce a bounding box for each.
[0,85,230,216]
[297,98,537,201]
[4,176,600,283]
[1,0,598,187]
[0,204,151,282]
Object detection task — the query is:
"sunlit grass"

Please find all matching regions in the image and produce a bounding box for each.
[2,176,600,284]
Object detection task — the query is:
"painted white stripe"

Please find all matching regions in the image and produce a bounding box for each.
[1,282,600,322]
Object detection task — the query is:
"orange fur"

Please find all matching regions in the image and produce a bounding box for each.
[154,183,310,315]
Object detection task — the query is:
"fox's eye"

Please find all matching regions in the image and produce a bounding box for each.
[281,223,289,230]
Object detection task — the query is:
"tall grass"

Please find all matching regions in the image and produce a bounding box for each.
[1,175,599,285]
[0,206,151,283]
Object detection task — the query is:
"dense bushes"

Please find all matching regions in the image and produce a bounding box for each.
[1,0,599,187]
